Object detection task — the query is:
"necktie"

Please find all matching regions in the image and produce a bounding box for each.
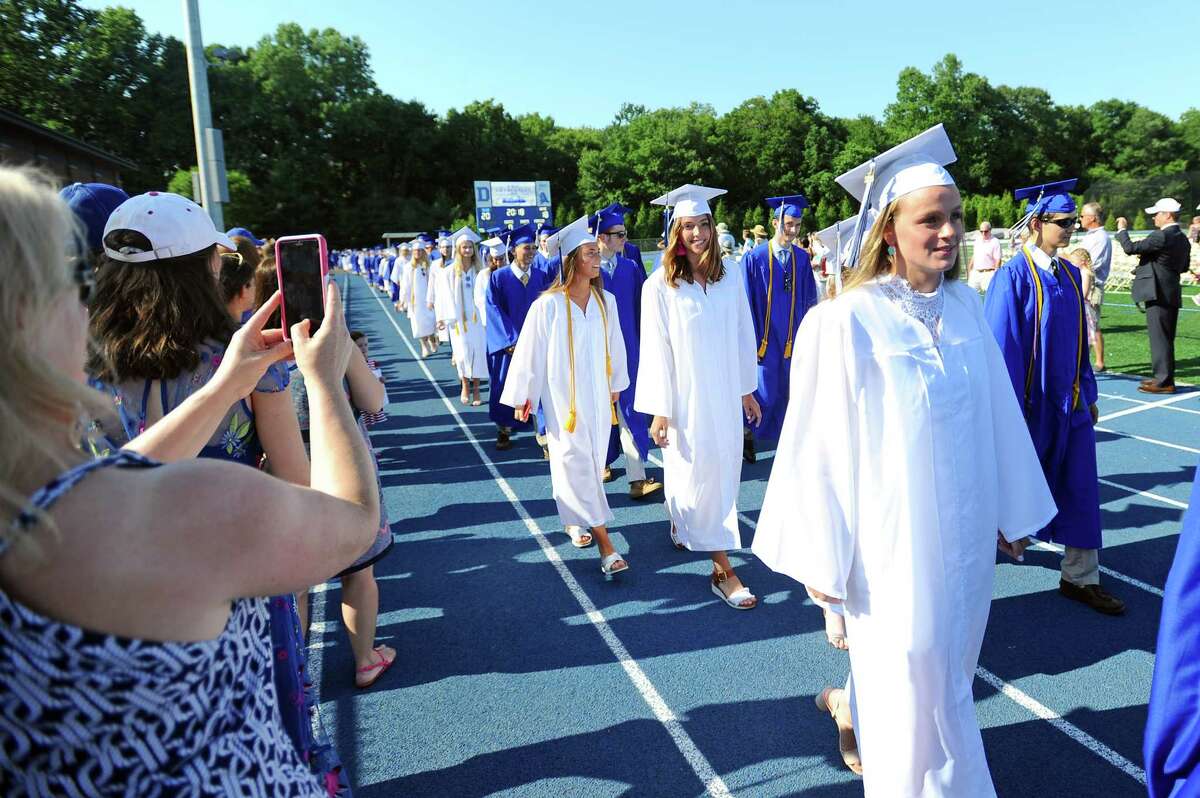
[518,270,529,287]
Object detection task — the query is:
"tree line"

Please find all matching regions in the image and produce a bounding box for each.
[4,0,1199,245]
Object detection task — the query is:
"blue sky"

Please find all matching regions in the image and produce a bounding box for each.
[84,0,1198,127]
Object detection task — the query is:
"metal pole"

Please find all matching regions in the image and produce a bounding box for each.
[181,0,223,229]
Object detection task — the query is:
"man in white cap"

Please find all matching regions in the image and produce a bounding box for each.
[1116,198,1192,393]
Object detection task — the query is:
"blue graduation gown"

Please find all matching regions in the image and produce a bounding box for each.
[983,251,1101,549]
[486,265,551,429]
[601,256,651,465]
[623,241,644,270]
[742,242,818,441]
[533,252,561,284]
[1145,464,1200,798]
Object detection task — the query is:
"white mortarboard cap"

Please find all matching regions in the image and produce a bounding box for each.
[451,225,481,245]
[814,215,860,270]
[545,215,596,259]
[482,236,507,257]
[650,184,728,220]
[835,124,957,269]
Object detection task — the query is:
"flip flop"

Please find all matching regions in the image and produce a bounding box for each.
[825,608,849,650]
[669,524,686,551]
[355,646,395,689]
[566,526,594,548]
[471,399,482,406]
[600,551,629,576]
[815,687,862,775]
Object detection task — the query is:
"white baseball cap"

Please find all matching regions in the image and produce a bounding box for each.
[103,191,235,263]
[1145,198,1182,214]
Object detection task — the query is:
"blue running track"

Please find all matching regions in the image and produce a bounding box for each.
[306,272,1191,797]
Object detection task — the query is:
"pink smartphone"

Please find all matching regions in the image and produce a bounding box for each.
[275,234,329,339]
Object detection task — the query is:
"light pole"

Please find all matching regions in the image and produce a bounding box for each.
[181,0,227,229]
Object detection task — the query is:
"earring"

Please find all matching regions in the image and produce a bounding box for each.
[886,245,896,257]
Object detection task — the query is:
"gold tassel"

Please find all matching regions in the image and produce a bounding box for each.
[783,341,792,359]
[757,340,769,359]
[564,408,577,433]
[611,403,619,426]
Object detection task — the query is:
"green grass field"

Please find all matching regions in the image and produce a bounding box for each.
[1098,285,1200,383]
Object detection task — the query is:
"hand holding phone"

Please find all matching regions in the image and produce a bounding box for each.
[276,234,329,340]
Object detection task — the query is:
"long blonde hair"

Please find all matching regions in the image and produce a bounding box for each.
[841,198,963,294]
[661,214,725,289]
[0,166,109,546]
[451,244,478,274]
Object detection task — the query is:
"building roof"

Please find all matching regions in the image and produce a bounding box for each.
[0,108,137,171]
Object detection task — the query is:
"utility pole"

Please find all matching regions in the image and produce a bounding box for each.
[181,0,227,229]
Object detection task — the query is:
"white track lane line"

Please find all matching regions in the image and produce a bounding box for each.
[1028,541,1165,598]
[363,277,734,798]
[1094,425,1200,455]
[1098,391,1200,422]
[1098,478,1189,510]
[974,667,1147,785]
[1098,393,1200,417]
[644,454,1149,783]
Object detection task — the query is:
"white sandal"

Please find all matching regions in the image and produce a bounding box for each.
[566,526,594,548]
[600,551,629,576]
[711,570,757,610]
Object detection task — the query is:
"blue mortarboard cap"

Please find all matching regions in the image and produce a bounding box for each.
[225,226,265,246]
[765,194,809,219]
[415,233,433,244]
[593,207,626,233]
[607,202,634,217]
[59,182,129,253]
[1014,179,1078,216]
[506,223,537,246]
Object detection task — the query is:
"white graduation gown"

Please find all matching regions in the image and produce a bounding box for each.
[501,289,630,528]
[406,260,436,337]
[428,262,453,342]
[634,268,757,551]
[751,278,1057,798]
[475,266,491,328]
[432,265,488,380]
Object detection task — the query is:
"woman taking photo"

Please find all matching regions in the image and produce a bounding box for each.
[501,216,631,575]
[751,126,1056,794]
[634,184,761,610]
[0,168,378,795]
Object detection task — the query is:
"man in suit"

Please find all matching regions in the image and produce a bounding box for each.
[1117,198,1193,394]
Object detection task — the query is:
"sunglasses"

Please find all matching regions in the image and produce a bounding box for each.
[1043,217,1078,228]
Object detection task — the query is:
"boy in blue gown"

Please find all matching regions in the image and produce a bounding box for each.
[592,206,661,499]
[983,179,1124,615]
[741,194,819,463]
[486,224,551,452]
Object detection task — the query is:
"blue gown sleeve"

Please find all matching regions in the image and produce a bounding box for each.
[486,271,520,355]
[982,264,1031,407]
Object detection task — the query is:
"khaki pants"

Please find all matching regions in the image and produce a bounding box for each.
[1062,546,1100,586]
[617,406,646,482]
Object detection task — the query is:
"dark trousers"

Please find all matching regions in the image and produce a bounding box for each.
[1146,301,1179,386]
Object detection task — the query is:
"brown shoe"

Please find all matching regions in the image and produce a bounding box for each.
[629,478,663,500]
[1059,580,1125,615]
[1139,383,1176,395]
[743,434,756,464]
[602,467,615,483]
[495,429,512,451]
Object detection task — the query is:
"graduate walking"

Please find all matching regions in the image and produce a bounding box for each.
[433,227,489,405]
[741,194,819,463]
[752,125,1057,794]
[406,235,439,356]
[635,184,761,610]
[487,225,553,451]
[501,217,631,573]
[984,179,1125,615]
[593,204,662,500]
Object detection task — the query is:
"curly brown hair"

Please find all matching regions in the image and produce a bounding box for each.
[87,240,235,382]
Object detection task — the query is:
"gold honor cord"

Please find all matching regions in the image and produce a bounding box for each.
[563,287,617,434]
[756,244,800,360]
[455,265,479,335]
[1021,244,1084,411]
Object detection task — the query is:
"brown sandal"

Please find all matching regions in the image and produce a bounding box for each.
[815,687,862,775]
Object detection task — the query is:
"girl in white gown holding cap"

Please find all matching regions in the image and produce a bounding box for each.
[501,217,631,576]
[634,184,762,610]
[433,227,488,405]
[751,125,1057,795]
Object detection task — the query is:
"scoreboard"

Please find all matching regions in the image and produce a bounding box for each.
[474,180,552,231]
